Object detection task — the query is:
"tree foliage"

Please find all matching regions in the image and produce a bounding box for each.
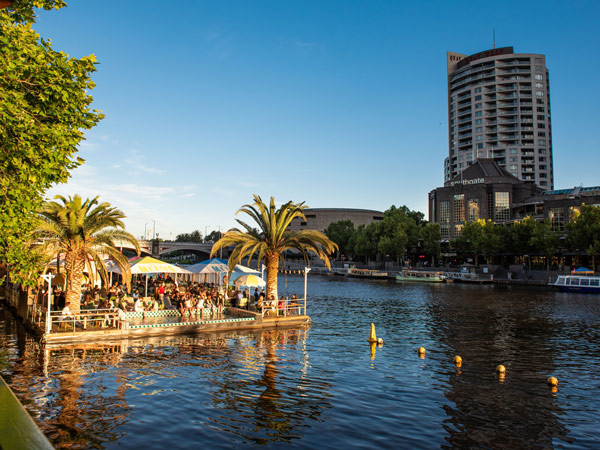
[175,230,203,242]
[0,1,103,285]
[325,220,355,259]
[566,204,600,270]
[33,195,139,312]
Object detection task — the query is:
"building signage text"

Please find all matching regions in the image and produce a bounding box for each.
[450,177,485,187]
[456,47,514,69]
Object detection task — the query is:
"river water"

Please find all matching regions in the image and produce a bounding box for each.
[1,276,600,449]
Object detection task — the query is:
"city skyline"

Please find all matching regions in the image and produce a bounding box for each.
[34,1,600,239]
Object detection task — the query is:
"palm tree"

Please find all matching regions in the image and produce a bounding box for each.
[34,195,140,312]
[211,195,337,300]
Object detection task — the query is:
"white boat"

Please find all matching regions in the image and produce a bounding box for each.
[395,270,446,283]
[553,275,600,293]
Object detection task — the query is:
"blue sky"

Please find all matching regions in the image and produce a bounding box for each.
[36,0,600,240]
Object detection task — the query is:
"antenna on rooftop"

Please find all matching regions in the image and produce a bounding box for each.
[493,28,496,49]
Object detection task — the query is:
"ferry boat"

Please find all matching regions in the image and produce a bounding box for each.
[395,270,446,283]
[553,275,600,293]
[346,268,389,279]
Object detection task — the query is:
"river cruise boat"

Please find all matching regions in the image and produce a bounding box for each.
[553,275,600,293]
[396,270,446,283]
[346,268,388,279]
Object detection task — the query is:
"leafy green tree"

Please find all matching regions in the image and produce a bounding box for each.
[510,216,558,269]
[210,195,337,300]
[325,220,355,260]
[204,230,223,243]
[352,224,378,263]
[376,206,421,264]
[422,223,441,265]
[0,1,103,285]
[510,217,540,269]
[455,219,505,265]
[34,195,140,312]
[566,204,600,270]
[530,219,558,270]
[175,230,203,242]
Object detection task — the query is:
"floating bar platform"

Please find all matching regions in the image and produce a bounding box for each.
[39,307,310,345]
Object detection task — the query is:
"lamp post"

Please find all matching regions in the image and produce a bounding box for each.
[41,274,55,334]
[303,267,311,315]
[144,222,149,240]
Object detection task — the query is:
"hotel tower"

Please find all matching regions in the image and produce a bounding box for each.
[445,47,553,189]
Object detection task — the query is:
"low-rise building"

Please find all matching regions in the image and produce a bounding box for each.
[288,208,384,233]
[428,159,600,239]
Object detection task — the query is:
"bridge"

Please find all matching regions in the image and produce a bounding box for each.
[114,239,219,259]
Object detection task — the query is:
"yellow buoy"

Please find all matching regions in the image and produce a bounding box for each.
[547,376,558,387]
[454,355,462,366]
[367,323,377,343]
[418,346,426,355]
[496,365,506,374]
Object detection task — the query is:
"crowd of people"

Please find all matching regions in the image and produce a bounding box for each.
[46,275,302,326]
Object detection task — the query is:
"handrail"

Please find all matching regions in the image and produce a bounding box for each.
[48,308,123,333]
[260,299,305,318]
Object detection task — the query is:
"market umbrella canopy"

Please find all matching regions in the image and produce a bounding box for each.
[187,257,229,274]
[572,267,594,275]
[233,274,266,288]
[231,264,260,278]
[129,256,191,274]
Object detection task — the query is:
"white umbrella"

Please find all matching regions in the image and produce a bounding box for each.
[233,274,266,288]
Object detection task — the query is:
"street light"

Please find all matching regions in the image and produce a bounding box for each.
[41,273,55,334]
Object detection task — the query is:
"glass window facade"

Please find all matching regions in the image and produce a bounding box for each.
[453,194,465,223]
[440,201,450,224]
[494,192,510,221]
[467,198,480,222]
[549,207,564,231]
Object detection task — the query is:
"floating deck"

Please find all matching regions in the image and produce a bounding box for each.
[40,307,310,345]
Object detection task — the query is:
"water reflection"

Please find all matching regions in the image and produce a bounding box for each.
[423,287,572,448]
[2,278,600,449]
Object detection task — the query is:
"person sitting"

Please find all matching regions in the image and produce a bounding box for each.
[134,296,145,318]
[59,304,82,329]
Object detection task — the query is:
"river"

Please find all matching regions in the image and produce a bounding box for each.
[1,276,599,449]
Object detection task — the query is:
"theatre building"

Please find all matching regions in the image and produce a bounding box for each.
[429,159,600,240]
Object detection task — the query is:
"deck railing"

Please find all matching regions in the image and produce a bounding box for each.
[260,299,306,318]
[48,308,123,333]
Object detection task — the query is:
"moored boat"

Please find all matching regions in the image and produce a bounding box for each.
[395,270,446,283]
[346,268,388,279]
[553,275,600,293]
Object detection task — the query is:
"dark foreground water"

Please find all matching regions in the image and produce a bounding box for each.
[1,277,600,449]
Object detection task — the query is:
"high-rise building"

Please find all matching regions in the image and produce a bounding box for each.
[445,47,553,189]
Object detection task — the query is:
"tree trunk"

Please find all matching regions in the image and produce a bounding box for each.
[65,252,85,312]
[265,252,279,302]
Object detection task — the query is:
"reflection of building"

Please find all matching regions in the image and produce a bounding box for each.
[288,208,384,232]
[429,159,600,239]
[446,47,553,189]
